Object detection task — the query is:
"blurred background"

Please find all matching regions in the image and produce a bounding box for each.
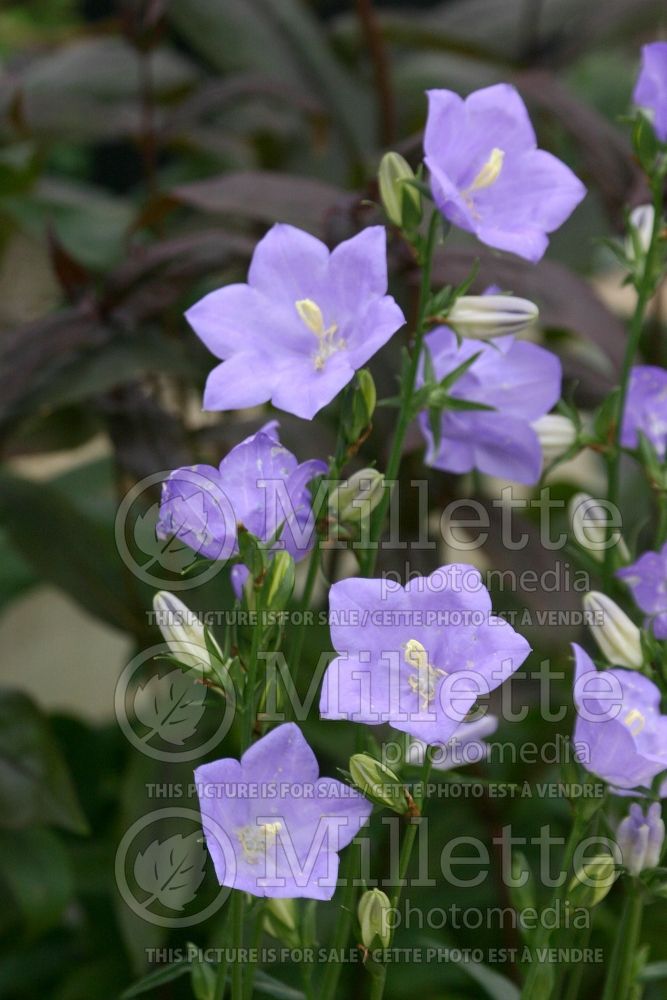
[0,1,666,997]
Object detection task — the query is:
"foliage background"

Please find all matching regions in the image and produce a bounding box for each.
[0,0,666,997]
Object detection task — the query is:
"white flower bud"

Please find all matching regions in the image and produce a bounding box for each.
[152,591,214,671]
[446,295,538,339]
[358,889,391,949]
[569,493,630,563]
[625,204,655,264]
[531,414,577,464]
[582,591,643,669]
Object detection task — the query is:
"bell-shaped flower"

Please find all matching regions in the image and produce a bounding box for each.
[572,643,667,791]
[418,327,561,485]
[157,421,326,567]
[320,565,530,745]
[617,543,667,640]
[194,723,371,899]
[424,84,586,262]
[621,365,667,459]
[634,42,667,141]
[185,224,405,420]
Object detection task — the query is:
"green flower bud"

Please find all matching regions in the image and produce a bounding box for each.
[378,152,421,229]
[263,897,300,948]
[261,551,295,612]
[358,889,392,949]
[329,469,385,529]
[342,369,377,446]
[349,753,408,813]
[568,853,617,909]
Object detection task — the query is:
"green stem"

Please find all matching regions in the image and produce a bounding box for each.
[243,903,265,1000]
[369,754,433,1000]
[320,844,359,1000]
[601,880,645,1000]
[213,905,231,1000]
[230,890,245,1000]
[520,804,589,999]
[605,178,664,583]
[285,541,321,720]
[362,211,440,577]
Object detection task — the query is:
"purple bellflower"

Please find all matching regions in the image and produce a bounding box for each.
[621,366,667,459]
[194,723,372,899]
[424,84,586,262]
[418,327,562,485]
[157,421,326,572]
[185,224,405,420]
[634,42,667,142]
[617,543,667,640]
[320,566,530,745]
[572,643,667,791]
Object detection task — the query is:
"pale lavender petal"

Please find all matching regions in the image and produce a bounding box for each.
[634,42,667,141]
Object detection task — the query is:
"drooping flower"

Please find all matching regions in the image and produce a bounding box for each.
[617,543,667,640]
[408,714,498,770]
[424,84,586,262]
[194,723,372,899]
[320,566,530,745]
[621,366,667,459]
[572,643,667,791]
[418,327,562,485]
[185,224,405,420]
[582,592,643,669]
[157,421,326,570]
[616,802,665,875]
[634,42,667,142]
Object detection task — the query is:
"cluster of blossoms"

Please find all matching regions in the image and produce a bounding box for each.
[146,47,667,999]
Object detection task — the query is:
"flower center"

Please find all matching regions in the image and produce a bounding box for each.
[623,708,646,736]
[404,638,447,710]
[236,820,282,865]
[463,147,505,196]
[295,298,345,371]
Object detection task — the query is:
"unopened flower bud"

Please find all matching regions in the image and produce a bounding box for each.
[446,295,538,339]
[358,889,391,949]
[378,152,421,229]
[569,493,630,563]
[330,469,385,527]
[261,551,295,612]
[617,803,665,875]
[263,897,300,947]
[531,414,578,464]
[342,368,376,445]
[349,753,408,813]
[583,591,643,669]
[625,204,655,264]
[153,591,216,671]
[568,853,617,908]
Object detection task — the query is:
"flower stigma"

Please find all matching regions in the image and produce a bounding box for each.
[404,638,447,710]
[295,298,345,371]
[237,820,283,864]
